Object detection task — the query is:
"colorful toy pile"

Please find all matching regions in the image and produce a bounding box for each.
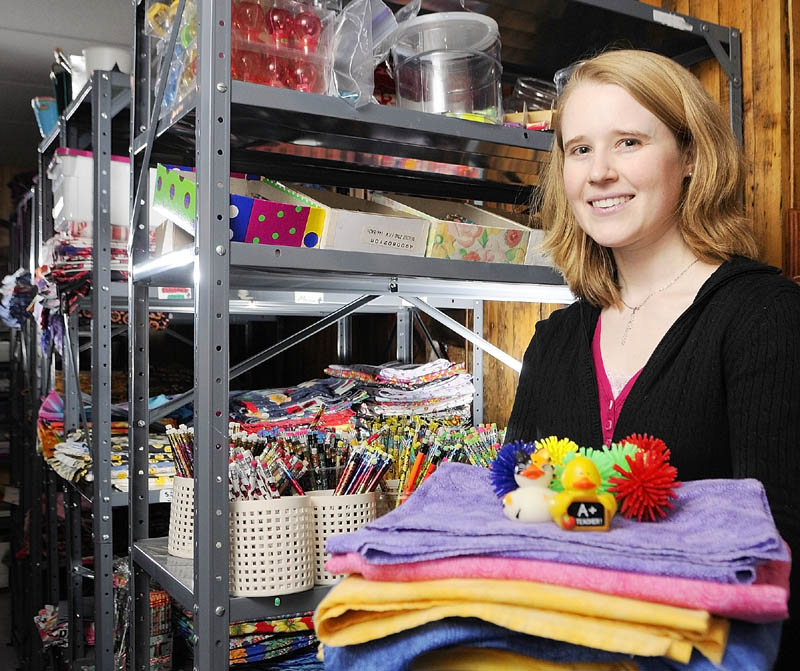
[490,434,681,531]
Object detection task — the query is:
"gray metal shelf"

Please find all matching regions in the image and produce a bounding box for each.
[133,537,331,620]
[34,70,131,671]
[127,2,743,671]
[133,243,566,297]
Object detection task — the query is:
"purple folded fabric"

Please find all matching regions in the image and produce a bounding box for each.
[326,463,789,584]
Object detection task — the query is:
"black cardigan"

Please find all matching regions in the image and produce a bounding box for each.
[506,256,799,664]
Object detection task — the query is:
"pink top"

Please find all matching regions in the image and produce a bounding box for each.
[592,316,642,445]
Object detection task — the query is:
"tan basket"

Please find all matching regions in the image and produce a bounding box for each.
[229,496,315,597]
[309,489,377,585]
[167,477,315,597]
[167,476,195,558]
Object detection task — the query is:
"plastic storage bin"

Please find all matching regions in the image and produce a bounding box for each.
[168,476,315,596]
[392,12,502,123]
[309,489,376,585]
[47,147,131,236]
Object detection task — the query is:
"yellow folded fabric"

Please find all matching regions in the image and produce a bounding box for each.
[409,647,640,671]
[314,576,729,664]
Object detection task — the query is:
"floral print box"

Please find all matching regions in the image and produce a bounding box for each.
[371,193,532,264]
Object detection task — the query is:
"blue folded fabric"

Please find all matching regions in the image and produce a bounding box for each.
[323,617,633,671]
[635,620,782,671]
[323,618,782,671]
[327,462,788,583]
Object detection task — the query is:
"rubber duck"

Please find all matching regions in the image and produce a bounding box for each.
[502,447,556,523]
[548,455,618,531]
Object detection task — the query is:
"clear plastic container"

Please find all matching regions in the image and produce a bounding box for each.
[392,12,502,123]
[504,76,557,113]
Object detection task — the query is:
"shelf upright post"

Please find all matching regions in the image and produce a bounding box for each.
[129,2,154,668]
[396,308,412,364]
[63,310,86,665]
[27,181,44,671]
[193,0,233,667]
[337,316,353,362]
[471,301,484,426]
[90,70,116,671]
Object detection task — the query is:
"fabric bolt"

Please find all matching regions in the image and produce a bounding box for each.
[409,648,638,670]
[325,552,789,623]
[327,462,788,584]
[314,575,727,664]
[320,618,779,671]
[322,617,639,671]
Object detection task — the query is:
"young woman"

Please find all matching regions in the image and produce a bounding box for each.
[506,49,799,668]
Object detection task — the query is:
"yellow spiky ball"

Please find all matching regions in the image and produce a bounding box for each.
[534,436,578,466]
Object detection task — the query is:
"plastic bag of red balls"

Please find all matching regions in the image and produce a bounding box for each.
[231,0,336,94]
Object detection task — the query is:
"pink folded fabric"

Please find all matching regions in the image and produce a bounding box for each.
[325,552,790,623]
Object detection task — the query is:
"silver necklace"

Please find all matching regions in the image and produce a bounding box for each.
[619,258,699,346]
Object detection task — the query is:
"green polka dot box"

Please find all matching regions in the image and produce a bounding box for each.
[152,164,431,256]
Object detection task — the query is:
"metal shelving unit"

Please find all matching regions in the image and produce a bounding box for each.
[32,69,132,671]
[127,2,742,670]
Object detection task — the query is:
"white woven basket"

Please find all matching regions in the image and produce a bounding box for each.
[229,496,315,597]
[309,489,377,585]
[167,476,195,558]
[167,478,315,596]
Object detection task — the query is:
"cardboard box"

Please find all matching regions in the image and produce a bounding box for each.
[270,183,430,257]
[151,164,253,236]
[371,193,532,264]
[242,181,327,248]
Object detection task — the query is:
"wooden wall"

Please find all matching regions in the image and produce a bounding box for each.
[482,0,799,426]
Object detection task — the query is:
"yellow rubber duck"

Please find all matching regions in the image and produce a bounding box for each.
[548,455,617,531]
[502,448,555,523]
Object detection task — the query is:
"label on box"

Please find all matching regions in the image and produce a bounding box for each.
[159,488,173,503]
[157,287,192,300]
[359,223,423,252]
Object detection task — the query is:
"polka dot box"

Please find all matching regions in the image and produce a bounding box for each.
[153,164,325,248]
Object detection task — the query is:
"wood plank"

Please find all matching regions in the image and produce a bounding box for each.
[791,0,800,209]
[482,301,566,427]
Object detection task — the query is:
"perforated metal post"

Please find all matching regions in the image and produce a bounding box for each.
[472,300,484,426]
[129,4,154,668]
[193,1,232,667]
[90,70,116,671]
[396,308,412,363]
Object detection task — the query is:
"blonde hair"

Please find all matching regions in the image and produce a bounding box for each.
[538,49,758,307]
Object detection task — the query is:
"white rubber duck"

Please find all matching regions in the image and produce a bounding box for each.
[502,447,556,523]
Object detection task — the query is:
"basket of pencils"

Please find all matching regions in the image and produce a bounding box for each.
[166,475,315,595]
[309,488,377,585]
[167,475,195,558]
[229,495,315,597]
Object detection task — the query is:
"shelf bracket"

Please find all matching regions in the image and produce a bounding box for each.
[149,293,380,421]
[399,295,522,373]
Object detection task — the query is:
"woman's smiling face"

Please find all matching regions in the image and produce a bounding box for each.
[559,82,690,253]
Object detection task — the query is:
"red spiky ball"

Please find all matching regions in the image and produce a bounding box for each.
[608,444,681,522]
[622,433,669,458]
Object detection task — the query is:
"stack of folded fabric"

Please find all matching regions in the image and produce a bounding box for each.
[316,462,790,670]
[174,609,319,666]
[229,378,366,429]
[326,359,474,418]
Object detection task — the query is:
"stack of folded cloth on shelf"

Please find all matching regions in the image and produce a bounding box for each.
[0,267,37,328]
[46,429,175,489]
[41,233,130,282]
[229,378,367,429]
[109,433,175,492]
[175,609,320,666]
[315,462,790,671]
[326,359,475,418]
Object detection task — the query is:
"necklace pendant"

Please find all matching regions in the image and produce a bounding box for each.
[621,310,636,346]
